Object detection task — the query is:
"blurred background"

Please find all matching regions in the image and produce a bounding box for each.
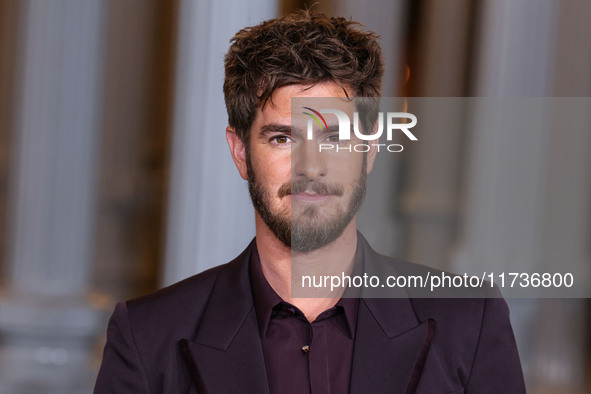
[0,0,590,392]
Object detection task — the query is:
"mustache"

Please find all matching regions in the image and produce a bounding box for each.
[278,179,344,198]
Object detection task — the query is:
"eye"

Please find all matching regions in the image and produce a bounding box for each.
[326,134,340,143]
[270,135,291,145]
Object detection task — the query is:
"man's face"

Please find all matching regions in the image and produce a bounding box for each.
[244,82,375,252]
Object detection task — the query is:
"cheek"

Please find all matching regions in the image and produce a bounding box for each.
[329,153,365,182]
[253,146,291,173]
[251,151,291,187]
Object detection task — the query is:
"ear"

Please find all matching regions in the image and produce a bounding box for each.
[226,126,248,180]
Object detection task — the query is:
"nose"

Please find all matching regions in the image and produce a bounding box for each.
[292,140,327,180]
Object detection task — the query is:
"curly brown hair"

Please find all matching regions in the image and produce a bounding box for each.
[223,10,384,144]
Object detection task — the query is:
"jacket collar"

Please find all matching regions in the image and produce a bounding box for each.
[180,234,435,393]
[350,234,436,393]
[180,239,270,393]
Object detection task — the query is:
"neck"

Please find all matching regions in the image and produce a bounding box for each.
[254,213,358,322]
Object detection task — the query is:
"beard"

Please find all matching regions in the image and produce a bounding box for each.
[247,152,367,252]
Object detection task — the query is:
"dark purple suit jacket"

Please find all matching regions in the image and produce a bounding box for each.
[94,235,526,393]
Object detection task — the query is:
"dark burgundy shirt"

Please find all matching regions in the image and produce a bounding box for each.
[249,247,359,394]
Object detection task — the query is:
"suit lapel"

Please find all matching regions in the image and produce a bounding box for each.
[350,298,435,394]
[178,235,436,394]
[350,234,436,394]
[179,241,270,394]
[179,311,269,394]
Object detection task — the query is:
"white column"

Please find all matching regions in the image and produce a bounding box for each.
[452,0,591,391]
[0,0,107,392]
[473,0,558,97]
[162,0,278,286]
[398,0,473,269]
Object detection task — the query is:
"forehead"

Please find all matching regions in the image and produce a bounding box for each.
[255,82,354,125]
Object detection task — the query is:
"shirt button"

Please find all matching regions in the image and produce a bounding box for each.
[301,345,310,353]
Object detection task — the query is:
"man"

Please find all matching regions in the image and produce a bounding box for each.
[95,11,525,393]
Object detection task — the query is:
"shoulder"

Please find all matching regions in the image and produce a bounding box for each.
[122,239,254,339]
[95,242,256,392]
[124,263,225,335]
[360,235,514,354]
[361,241,523,390]
[361,235,491,301]
[368,244,508,327]
[369,267,523,389]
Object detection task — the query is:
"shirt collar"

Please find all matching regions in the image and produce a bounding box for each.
[249,240,362,339]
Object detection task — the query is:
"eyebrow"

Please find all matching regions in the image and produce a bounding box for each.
[258,123,343,138]
[259,123,292,136]
[324,125,340,133]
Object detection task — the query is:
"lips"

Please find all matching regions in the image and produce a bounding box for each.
[280,180,345,199]
[292,190,332,202]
